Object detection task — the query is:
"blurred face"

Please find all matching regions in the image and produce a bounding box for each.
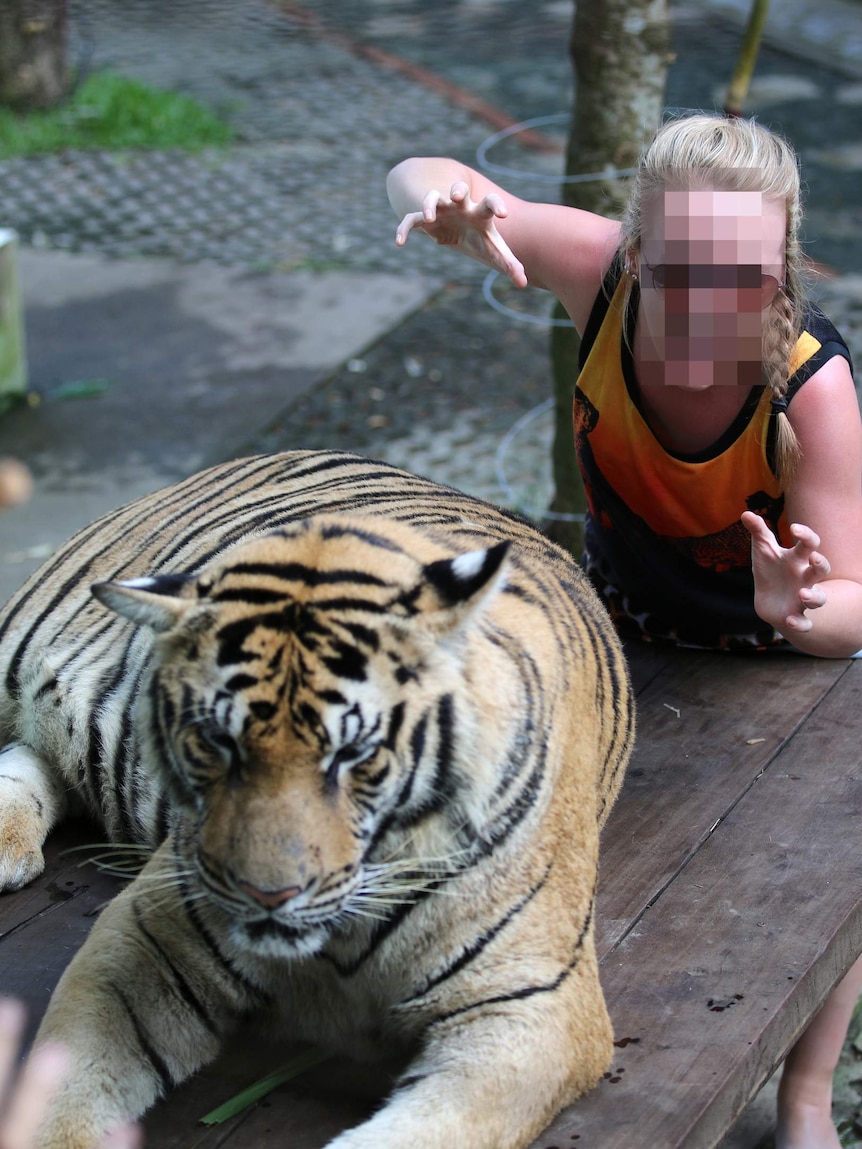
[637,188,787,390]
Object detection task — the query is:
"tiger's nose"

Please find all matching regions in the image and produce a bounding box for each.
[238,881,302,909]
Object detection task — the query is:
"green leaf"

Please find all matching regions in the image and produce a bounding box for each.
[199,1048,332,1126]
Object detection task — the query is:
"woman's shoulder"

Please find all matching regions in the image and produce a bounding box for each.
[787,326,857,437]
[788,299,854,400]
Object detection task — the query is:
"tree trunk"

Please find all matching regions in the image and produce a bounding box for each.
[546,0,670,555]
[0,0,68,110]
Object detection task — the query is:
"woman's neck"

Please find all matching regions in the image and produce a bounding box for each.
[632,317,759,454]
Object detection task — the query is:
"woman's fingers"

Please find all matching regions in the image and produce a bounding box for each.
[2,1044,69,1149]
[744,516,831,580]
[508,263,528,288]
[789,522,821,553]
[497,248,527,288]
[740,510,766,536]
[788,525,831,582]
[478,193,508,219]
[395,189,448,244]
[0,1001,141,1149]
[806,551,831,580]
[395,187,466,245]
[0,1000,27,1106]
[0,461,31,509]
[421,188,442,221]
[741,511,781,554]
[395,185,525,284]
[395,210,425,246]
[799,584,828,609]
[783,609,815,632]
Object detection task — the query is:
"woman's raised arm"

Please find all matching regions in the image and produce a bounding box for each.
[386,157,621,334]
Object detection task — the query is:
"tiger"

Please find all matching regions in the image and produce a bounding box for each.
[0,449,634,1149]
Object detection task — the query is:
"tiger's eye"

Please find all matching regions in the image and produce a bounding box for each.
[324,743,376,789]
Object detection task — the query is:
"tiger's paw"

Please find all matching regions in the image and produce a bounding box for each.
[0,745,65,892]
[0,808,47,890]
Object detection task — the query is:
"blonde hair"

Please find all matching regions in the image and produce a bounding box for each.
[619,114,806,482]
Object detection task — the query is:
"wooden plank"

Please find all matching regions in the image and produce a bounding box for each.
[621,639,678,695]
[1,651,856,1147]
[597,649,849,954]
[533,658,862,1149]
[140,1041,379,1149]
[0,821,125,1040]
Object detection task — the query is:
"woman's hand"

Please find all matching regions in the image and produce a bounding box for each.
[0,1000,140,1149]
[0,460,31,509]
[394,181,528,288]
[741,512,831,635]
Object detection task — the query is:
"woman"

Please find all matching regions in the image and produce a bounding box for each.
[388,113,862,1147]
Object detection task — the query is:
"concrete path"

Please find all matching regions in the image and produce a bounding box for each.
[0,249,436,600]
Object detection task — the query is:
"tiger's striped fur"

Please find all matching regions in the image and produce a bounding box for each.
[0,450,633,1149]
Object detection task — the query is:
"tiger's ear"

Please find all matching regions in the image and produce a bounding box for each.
[417,541,510,632]
[91,573,197,632]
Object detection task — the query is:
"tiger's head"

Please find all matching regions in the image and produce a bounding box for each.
[92,515,510,957]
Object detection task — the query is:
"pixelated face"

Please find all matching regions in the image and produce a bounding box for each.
[638,188,787,389]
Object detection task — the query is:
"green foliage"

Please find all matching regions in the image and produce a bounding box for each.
[199,1049,331,1126]
[0,71,232,158]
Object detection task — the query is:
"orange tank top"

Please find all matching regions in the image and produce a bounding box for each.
[573,263,853,649]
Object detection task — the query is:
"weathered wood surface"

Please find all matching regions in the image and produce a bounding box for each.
[0,645,859,1148]
[538,650,862,1148]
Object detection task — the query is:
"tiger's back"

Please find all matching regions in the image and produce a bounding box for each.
[0,450,630,843]
[0,450,634,1149]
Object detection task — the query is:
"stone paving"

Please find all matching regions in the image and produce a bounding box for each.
[5,0,520,276]
[3,0,861,282]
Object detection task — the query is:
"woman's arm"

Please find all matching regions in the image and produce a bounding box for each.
[742,354,862,657]
[386,157,620,333]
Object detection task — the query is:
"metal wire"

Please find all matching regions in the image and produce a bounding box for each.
[482,269,574,328]
[494,397,585,523]
[476,112,637,185]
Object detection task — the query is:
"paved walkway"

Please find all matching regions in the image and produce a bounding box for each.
[5,0,862,277]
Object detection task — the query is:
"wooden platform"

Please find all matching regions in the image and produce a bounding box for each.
[2,643,861,1148]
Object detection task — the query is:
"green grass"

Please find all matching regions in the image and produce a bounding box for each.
[0,71,232,158]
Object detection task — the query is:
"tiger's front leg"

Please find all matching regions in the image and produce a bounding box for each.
[29,839,259,1149]
[327,951,613,1149]
[0,744,67,890]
